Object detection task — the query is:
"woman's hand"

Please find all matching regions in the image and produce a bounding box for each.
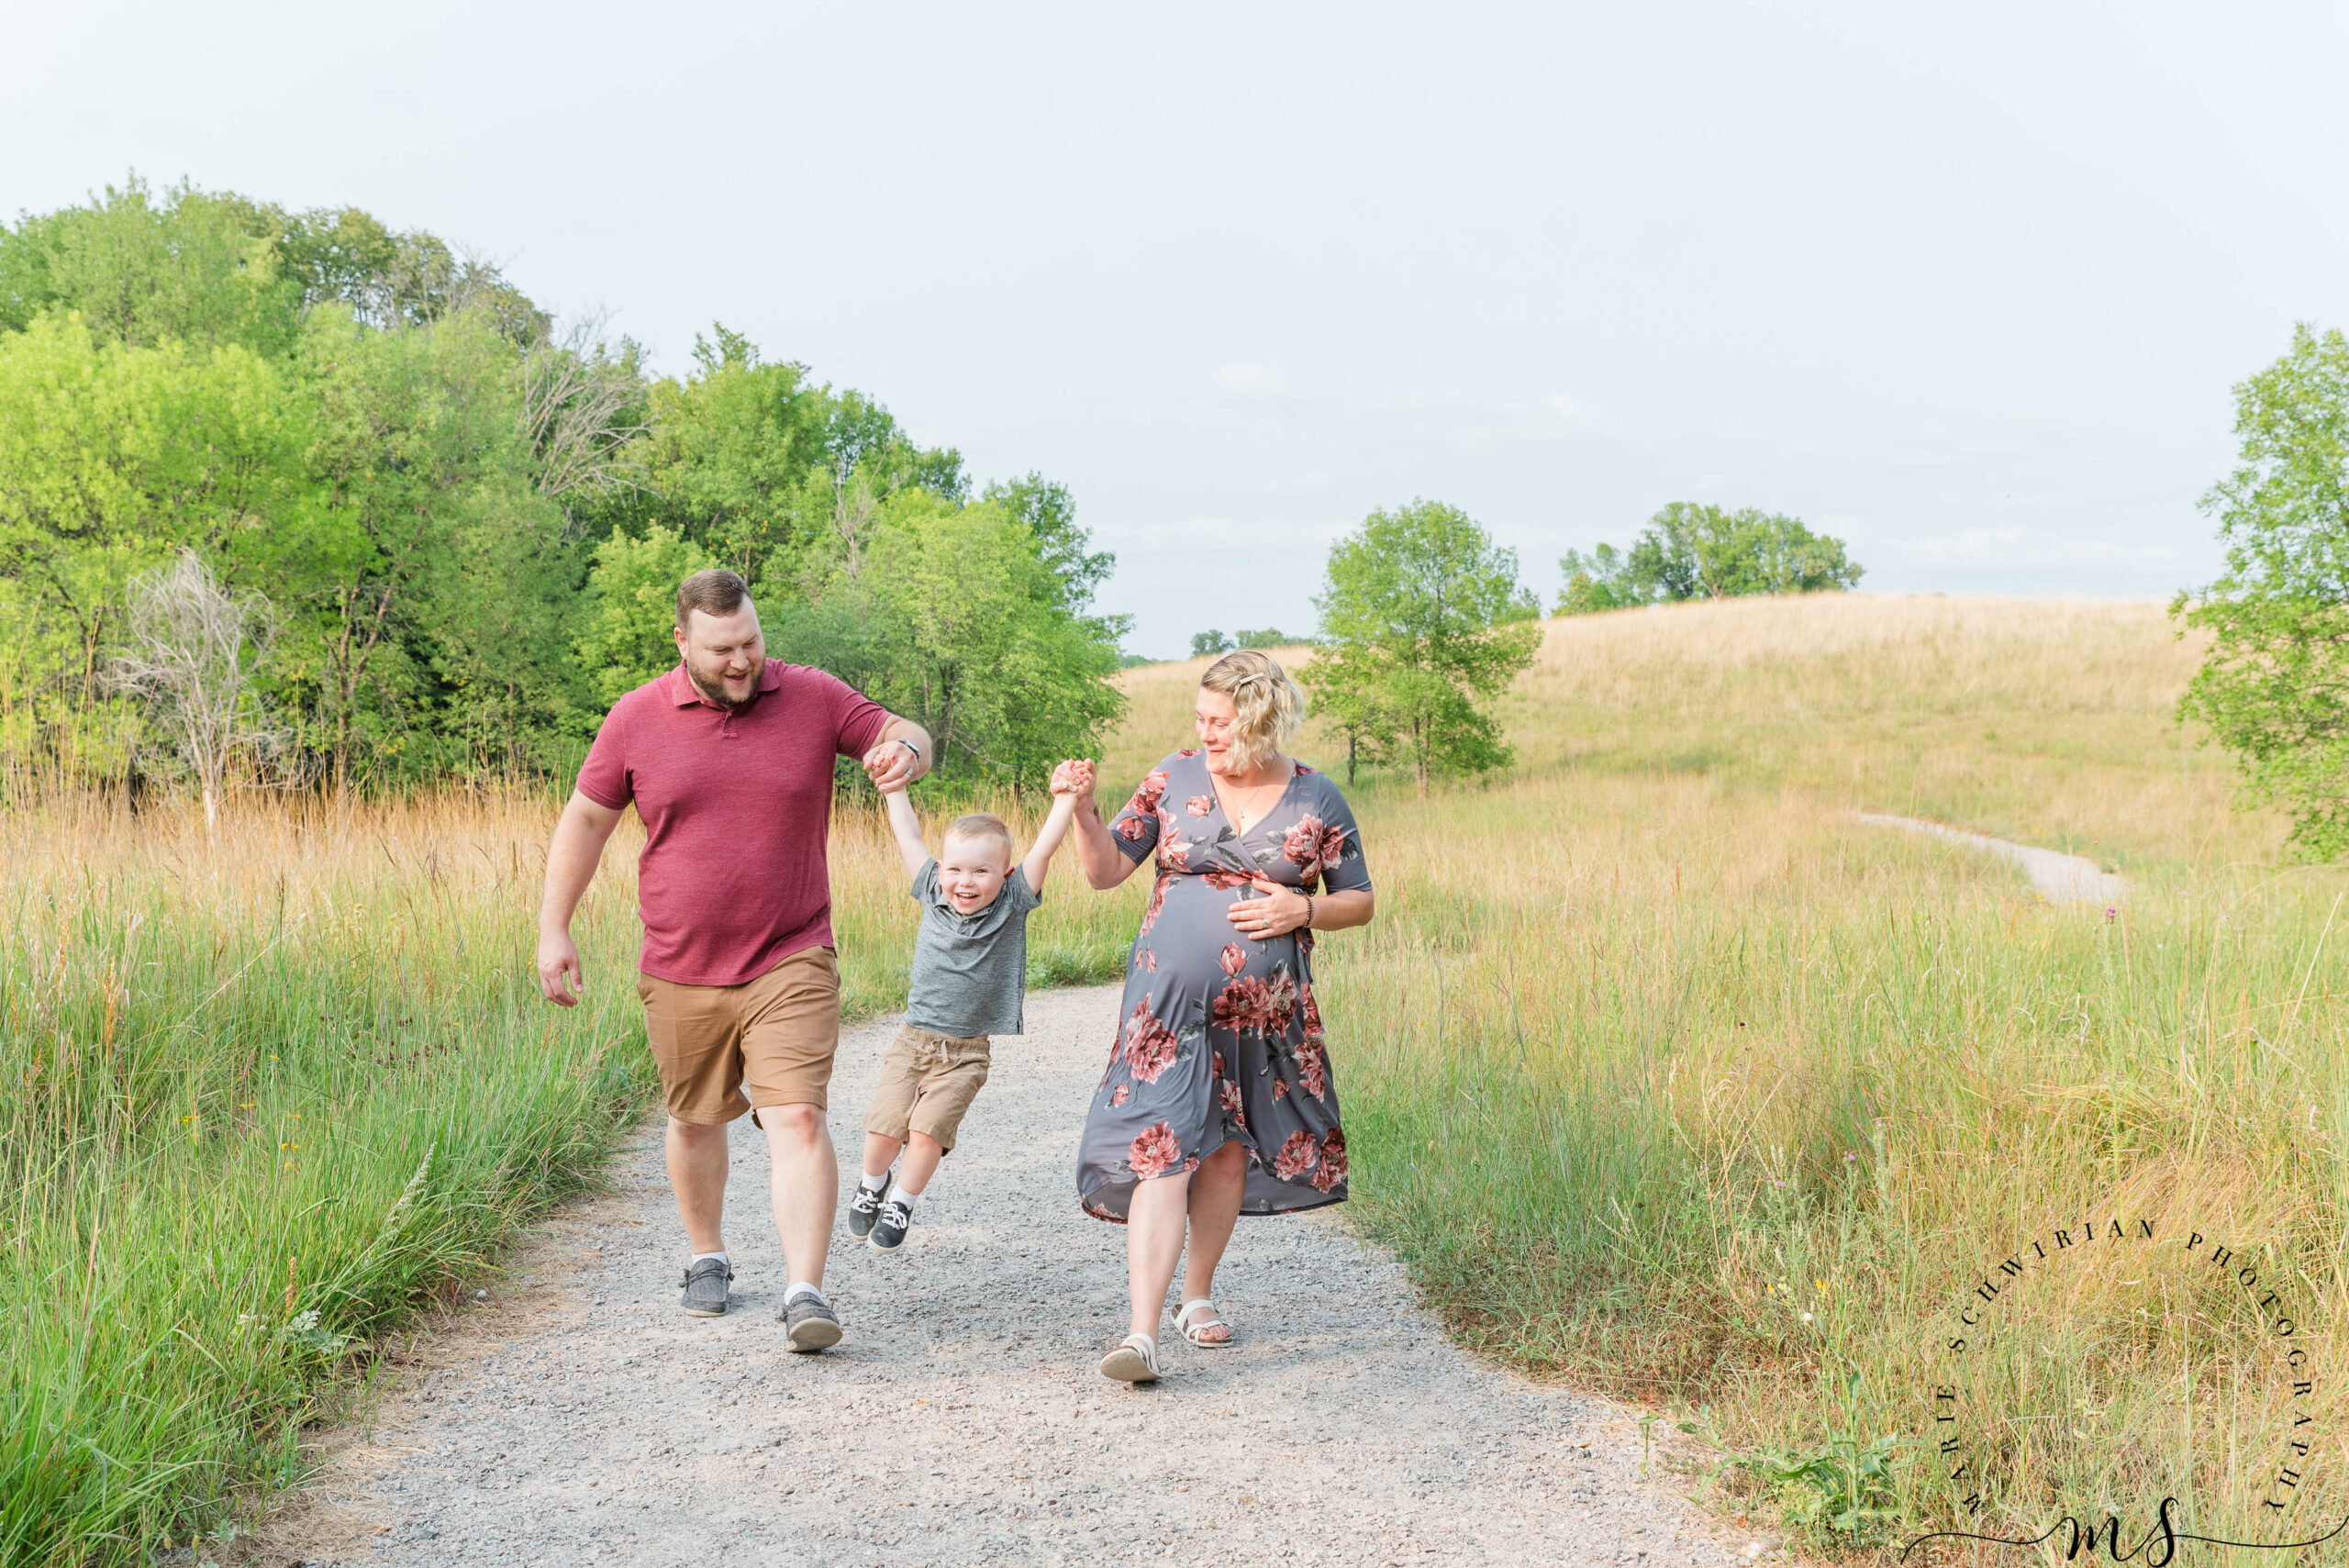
[1049,759,1097,805]
[1226,876,1312,940]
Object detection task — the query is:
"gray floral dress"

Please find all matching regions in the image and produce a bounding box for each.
[1076,750,1374,1222]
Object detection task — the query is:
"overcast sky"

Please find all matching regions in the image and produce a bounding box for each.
[8,2,2347,657]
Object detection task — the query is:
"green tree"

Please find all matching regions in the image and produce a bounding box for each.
[769,490,1126,793]
[1557,504,1862,613]
[1191,629,1233,658]
[1310,499,1542,795]
[575,525,717,707]
[2176,324,2349,857]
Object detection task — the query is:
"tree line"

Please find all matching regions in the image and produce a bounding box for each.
[0,180,1127,806]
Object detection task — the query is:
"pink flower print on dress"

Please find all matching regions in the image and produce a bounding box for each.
[1273,1076,1290,1100]
[1219,1078,1245,1126]
[1281,815,1327,869]
[1144,950,1158,973]
[1297,1032,1329,1100]
[1186,795,1214,817]
[1121,1000,1180,1083]
[1318,823,1347,873]
[1272,1129,1320,1180]
[1139,873,1170,937]
[1309,1129,1348,1192]
[1128,1121,1182,1179]
[1201,868,1253,891]
[1211,975,1271,1035]
[1260,970,1297,1035]
[1219,944,1246,976]
[1134,769,1170,815]
[1110,1084,1131,1108]
[1114,813,1149,842]
[1159,835,1191,873]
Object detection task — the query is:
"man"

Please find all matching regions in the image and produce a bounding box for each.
[536,568,930,1350]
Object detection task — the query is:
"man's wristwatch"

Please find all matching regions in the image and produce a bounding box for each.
[896,739,922,764]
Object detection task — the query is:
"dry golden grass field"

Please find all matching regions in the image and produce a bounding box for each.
[7,594,2345,1562]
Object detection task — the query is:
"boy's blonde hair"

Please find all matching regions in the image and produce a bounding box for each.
[942,812,1016,863]
[1199,649,1307,770]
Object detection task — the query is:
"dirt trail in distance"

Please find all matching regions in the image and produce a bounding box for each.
[254,984,1752,1568]
[1855,814,2128,906]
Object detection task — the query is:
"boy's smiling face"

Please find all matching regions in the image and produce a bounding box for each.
[938,832,1012,914]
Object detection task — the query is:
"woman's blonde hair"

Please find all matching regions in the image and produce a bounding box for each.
[1199,650,1308,770]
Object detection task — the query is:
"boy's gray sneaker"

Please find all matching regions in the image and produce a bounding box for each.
[782,1292,841,1352]
[847,1174,892,1240]
[680,1258,733,1318]
[868,1197,913,1253]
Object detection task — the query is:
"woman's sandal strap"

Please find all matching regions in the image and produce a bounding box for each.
[1174,1299,1218,1329]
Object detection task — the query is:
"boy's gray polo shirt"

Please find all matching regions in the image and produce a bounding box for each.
[904,859,1041,1039]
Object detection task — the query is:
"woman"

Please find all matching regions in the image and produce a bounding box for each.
[1060,650,1376,1383]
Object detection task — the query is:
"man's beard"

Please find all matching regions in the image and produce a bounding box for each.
[686,656,763,710]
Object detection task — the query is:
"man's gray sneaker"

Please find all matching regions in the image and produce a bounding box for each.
[680,1258,732,1318]
[782,1292,841,1352]
[868,1197,913,1253]
[847,1174,892,1241]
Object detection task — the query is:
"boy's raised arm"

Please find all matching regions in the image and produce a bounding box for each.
[1024,762,1090,892]
[882,787,931,877]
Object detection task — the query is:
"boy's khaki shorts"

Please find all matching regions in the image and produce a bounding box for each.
[863,1024,992,1153]
[636,946,841,1125]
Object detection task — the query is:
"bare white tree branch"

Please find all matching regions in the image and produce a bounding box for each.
[521,312,649,525]
[109,550,277,832]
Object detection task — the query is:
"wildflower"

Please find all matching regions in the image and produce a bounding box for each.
[1800,1311,1814,1323]
[2104,906,2118,923]
[1815,1279,1827,1289]
[1843,1151,1857,1163]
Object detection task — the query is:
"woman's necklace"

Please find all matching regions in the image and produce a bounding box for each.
[1218,762,1287,834]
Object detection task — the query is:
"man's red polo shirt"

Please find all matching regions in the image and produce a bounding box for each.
[576,662,891,987]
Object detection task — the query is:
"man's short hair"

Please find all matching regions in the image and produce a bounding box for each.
[943,812,1017,862]
[676,569,751,630]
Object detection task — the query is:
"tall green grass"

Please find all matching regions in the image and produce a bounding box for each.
[1114,599,2349,1555]
[0,789,1142,1565]
[0,797,653,1564]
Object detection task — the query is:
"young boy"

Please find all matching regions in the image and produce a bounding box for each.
[849,762,1087,1252]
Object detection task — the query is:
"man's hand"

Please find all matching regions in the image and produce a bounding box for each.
[1049,759,1097,802]
[538,929,584,1006]
[864,739,920,793]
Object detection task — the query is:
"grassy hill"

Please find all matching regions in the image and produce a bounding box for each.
[7,594,2341,1561]
[1114,596,2342,1555]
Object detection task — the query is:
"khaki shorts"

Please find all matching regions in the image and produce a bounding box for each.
[862,1024,992,1153]
[636,946,841,1125]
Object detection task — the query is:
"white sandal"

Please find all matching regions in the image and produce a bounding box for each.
[1099,1333,1162,1383]
[1175,1298,1234,1349]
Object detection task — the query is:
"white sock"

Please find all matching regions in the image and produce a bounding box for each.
[893,1177,925,1205]
[785,1280,825,1306]
[859,1169,891,1193]
[691,1250,729,1269]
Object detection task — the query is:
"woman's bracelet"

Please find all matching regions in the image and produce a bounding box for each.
[1302,895,1315,930]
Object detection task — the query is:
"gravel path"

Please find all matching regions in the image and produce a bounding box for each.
[1854,813,2128,906]
[259,984,1751,1567]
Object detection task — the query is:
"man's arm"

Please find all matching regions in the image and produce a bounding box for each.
[882,787,931,878]
[537,789,626,1006]
[1021,790,1083,894]
[861,715,934,793]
